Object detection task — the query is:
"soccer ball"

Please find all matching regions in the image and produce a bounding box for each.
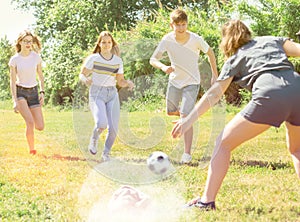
[147,151,170,175]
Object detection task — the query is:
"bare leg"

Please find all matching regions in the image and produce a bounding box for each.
[201,114,270,203]
[17,100,35,151]
[31,106,44,131]
[285,122,300,179]
[183,126,193,154]
[167,110,180,116]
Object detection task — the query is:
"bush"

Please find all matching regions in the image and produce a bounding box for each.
[0,37,14,100]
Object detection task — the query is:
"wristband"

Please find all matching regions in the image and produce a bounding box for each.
[40,91,45,95]
[79,73,88,83]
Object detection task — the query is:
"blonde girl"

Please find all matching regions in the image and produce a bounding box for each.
[9,30,45,155]
[79,31,134,161]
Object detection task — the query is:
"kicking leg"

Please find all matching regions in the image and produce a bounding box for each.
[201,114,270,203]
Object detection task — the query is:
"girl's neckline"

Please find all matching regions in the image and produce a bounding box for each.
[19,51,32,58]
[99,52,113,61]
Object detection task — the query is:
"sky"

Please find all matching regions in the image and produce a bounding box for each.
[0,0,35,43]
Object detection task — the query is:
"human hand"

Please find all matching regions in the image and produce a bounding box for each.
[79,74,92,86]
[171,117,192,138]
[127,80,134,91]
[161,65,175,74]
[85,77,92,86]
[13,101,19,113]
[39,93,44,105]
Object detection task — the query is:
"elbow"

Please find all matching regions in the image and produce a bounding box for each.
[205,88,223,105]
[149,58,155,66]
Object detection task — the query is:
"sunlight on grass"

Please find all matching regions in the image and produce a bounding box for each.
[1,103,300,221]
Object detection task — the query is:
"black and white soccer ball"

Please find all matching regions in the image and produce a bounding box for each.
[147,151,170,175]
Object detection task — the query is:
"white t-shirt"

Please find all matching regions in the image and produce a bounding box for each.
[83,53,124,87]
[8,51,42,88]
[151,31,209,88]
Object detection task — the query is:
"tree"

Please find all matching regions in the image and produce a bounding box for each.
[12,0,214,105]
[0,37,14,100]
[238,0,300,39]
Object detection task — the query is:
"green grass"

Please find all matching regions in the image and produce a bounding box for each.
[0,100,300,221]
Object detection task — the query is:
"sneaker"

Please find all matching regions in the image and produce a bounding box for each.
[185,198,216,211]
[194,200,216,211]
[88,138,98,155]
[180,153,192,164]
[101,153,110,162]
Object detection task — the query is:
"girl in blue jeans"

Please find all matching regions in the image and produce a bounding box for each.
[79,31,134,161]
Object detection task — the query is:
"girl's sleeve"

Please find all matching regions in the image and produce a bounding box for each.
[117,59,124,74]
[82,54,94,69]
[217,56,239,81]
[8,56,16,67]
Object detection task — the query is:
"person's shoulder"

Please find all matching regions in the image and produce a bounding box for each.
[255,36,288,45]
[112,54,123,63]
[86,53,99,60]
[189,32,206,42]
[162,32,174,41]
[188,31,201,38]
[30,51,41,59]
[10,53,19,59]
[255,36,275,40]
[9,53,19,64]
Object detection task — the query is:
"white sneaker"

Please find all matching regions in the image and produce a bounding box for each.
[180,153,192,164]
[88,138,98,155]
[101,153,110,162]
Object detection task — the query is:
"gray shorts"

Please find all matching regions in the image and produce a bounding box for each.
[240,70,300,127]
[166,83,200,116]
[16,85,40,108]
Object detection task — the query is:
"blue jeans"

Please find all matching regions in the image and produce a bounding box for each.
[89,85,120,154]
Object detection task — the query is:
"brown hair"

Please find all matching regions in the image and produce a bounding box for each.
[170,9,188,24]
[15,30,42,53]
[220,20,252,59]
[92,31,120,56]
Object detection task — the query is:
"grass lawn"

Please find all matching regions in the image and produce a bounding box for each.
[0,100,299,221]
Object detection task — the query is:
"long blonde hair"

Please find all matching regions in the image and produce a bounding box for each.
[220,20,252,59]
[92,31,120,56]
[15,30,42,53]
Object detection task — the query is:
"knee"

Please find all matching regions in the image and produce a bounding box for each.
[35,124,44,131]
[167,111,180,116]
[26,119,35,129]
[215,134,232,152]
[97,127,106,133]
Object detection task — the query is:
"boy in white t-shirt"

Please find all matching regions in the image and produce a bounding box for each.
[150,9,218,164]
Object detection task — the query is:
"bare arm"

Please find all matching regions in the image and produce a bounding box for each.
[283,40,300,57]
[116,74,134,90]
[36,62,45,105]
[79,67,93,85]
[172,76,233,138]
[9,66,18,112]
[149,51,174,74]
[206,47,219,85]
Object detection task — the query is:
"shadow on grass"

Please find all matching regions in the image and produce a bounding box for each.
[38,153,100,164]
[36,154,292,171]
[175,157,293,170]
[231,159,292,170]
